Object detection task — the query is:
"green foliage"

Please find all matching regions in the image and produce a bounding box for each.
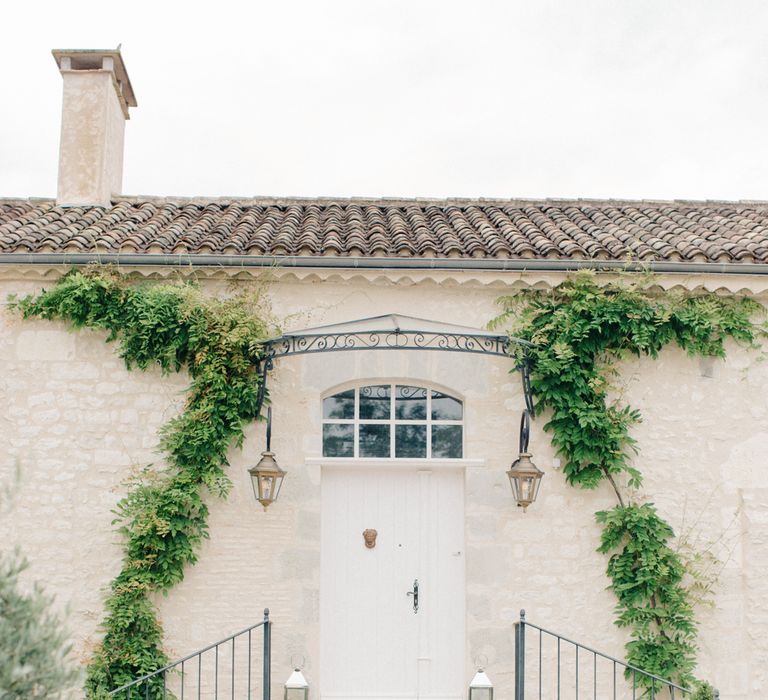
[17,268,272,697]
[596,504,696,686]
[494,273,763,690]
[495,274,761,491]
[0,548,79,699]
[0,469,79,698]
[692,680,717,700]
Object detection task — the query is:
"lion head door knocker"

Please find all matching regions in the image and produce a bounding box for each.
[363,529,378,549]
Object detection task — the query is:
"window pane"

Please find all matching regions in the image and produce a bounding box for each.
[432,391,462,420]
[360,424,390,457]
[360,385,391,419]
[432,425,462,458]
[395,385,427,420]
[323,424,354,457]
[323,389,355,419]
[396,424,426,458]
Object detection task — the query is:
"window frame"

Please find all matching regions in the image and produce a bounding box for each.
[321,382,464,460]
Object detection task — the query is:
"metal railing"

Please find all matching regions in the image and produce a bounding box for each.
[514,610,717,700]
[108,609,272,700]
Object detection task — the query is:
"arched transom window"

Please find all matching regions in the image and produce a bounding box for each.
[322,384,463,459]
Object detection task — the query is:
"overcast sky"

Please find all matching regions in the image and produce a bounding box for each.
[2,0,767,201]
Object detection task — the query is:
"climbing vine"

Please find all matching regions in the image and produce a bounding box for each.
[493,273,764,693]
[15,268,273,698]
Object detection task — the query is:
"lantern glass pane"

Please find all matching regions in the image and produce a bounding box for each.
[285,688,308,700]
[260,475,275,501]
[469,688,493,700]
[520,476,534,503]
[509,477,519,501]
[250,473,260,501]
[533,477,542,501]
[273,473,285,500]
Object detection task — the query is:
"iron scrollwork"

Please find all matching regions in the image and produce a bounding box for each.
[267,330,513,358]
[395,385,428,400]
[256,325,536,439]
[360,385,391,399]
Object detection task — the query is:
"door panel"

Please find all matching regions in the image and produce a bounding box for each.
[416,470,465,700]
[321,468,464,700]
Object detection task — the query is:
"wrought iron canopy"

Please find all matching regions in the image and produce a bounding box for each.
[263,313,531,358]
[255,313,534,419]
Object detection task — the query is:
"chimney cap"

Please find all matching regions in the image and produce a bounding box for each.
[52,48,137,110]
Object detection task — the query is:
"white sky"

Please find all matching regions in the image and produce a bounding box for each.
[2,0,767,201]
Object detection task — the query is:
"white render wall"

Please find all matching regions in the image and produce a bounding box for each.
[1,267,767,699]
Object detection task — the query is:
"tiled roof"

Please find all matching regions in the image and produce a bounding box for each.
[1,197,768,263]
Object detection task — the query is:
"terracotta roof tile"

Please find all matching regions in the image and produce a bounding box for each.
[1,197,768,264]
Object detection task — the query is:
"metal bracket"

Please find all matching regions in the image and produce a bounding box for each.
[518,346,535,456]
[254,351,275,421]
[520,346,534,414]
[519,409,531,454]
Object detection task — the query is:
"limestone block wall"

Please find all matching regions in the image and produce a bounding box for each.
[0,268,767,699]
[57,69,126,207]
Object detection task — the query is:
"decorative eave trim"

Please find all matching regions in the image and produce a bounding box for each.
[2,254,768,296]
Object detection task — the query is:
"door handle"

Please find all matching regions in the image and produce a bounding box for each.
[406,578,419,613]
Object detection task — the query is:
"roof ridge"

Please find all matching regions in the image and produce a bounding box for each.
[2,196,768,208]
[116,195,768,207]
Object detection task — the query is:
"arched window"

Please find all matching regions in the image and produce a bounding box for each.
[322,383,463,459]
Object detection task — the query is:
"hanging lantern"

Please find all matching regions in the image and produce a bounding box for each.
[248,407,286,510]
[284,667,309,700]
[506,410,543,511]
[506,452,543,511]
[249,450,286,510]
[468,666,493,700]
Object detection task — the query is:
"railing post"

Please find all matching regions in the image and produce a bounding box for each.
[515,609,526,700]
[263,608,271,700]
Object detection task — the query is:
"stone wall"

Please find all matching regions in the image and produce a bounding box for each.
[1,268,766,698]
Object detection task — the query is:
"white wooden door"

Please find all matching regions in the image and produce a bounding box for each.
[320,468,465,700]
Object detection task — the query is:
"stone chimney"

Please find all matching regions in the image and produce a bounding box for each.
[52,49,137,208]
